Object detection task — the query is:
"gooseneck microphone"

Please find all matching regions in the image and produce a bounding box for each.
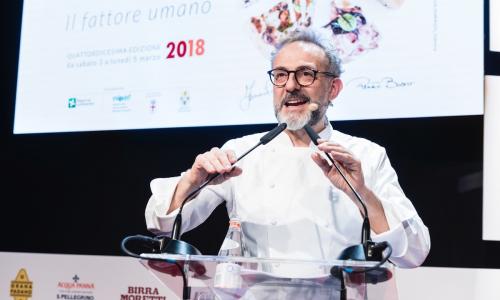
[163,123,288,255]
[303,124,393,300]
[121,125,287,300]
[303,124,372,253]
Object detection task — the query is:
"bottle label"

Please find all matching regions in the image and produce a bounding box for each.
[214,263,242,289]
[229,219,241,229]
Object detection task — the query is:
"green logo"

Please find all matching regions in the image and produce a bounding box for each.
[68,98,76,108]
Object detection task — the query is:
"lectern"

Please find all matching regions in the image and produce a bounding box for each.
[140,253,397,300]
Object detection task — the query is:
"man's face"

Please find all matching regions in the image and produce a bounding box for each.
[272,41,337,131]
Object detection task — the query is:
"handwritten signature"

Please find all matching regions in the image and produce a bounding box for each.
[241,81,271,110]
[347,77,415,90]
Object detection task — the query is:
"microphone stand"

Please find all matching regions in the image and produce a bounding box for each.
[304,125,374,259]
[153,123,286,300]
[160,123,288,255]
[304,124,392,300]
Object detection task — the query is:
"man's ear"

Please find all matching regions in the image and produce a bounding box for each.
[328,78,343,102]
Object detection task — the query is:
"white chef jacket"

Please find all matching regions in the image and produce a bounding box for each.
[145,124,430,269]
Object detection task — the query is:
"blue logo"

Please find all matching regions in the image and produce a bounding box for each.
[112,94,131,102]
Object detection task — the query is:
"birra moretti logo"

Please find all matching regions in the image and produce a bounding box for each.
[120,286,165,300]
[57,275,95,299]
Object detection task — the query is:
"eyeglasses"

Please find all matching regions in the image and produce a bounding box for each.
[267,67,336,87]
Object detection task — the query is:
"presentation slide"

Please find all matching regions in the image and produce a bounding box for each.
[14,0,484,134]
[483,75,500,241]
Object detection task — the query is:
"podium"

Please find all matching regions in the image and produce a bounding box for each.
[139,253,397,300]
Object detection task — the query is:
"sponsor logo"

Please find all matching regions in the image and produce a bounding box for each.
[68,98,77,108]
[145,92,161,113]
[149,99,157,113]
[10,268,33,300]
[112,94,131,102]
[120,286,166,300]
[179,90,190,112]
[68,97,95,109]
[56,275,95,300]
[112,94,132,112]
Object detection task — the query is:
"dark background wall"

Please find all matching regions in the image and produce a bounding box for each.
[1,1,499,268]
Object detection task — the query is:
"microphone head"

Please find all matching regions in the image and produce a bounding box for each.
[260,123,287,145]
[308,102,319,111]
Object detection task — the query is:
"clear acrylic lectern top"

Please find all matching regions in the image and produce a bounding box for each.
[140,253,397,300]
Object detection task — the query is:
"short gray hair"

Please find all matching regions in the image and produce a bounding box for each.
[270,29,342,77]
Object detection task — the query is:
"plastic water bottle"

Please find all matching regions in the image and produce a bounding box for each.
[214,217,247,289]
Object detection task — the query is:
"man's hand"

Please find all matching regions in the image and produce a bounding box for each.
[168,147,242,214]
[311,139,365,197]
[310,139,389,233]
[187,147,242,187]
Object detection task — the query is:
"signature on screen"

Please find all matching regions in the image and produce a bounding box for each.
[241,81,271,110]
[347,77,415,90]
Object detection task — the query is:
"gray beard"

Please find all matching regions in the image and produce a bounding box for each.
[276,104,323,131]
[277,110,310,131]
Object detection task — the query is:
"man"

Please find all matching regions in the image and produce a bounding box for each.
[145,29,430,268]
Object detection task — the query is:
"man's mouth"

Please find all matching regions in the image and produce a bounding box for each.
[283,93,310,108]
[285,99,309,107]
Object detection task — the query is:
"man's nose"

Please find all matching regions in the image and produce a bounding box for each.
[284,73,300,92]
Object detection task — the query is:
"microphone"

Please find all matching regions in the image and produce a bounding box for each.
[304,123,394,291]
[162,123,288,255]
[308,102,319,112]
[303,124,377,261]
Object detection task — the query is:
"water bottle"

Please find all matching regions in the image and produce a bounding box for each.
[214,217,247,289]
[218,217,247,257]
